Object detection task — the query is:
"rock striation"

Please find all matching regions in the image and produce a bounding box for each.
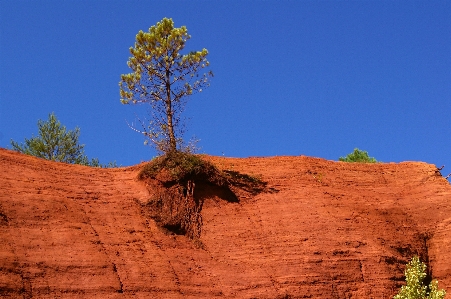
[0,148,450,298]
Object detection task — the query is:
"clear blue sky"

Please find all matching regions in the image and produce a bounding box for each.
[1,1,450,172]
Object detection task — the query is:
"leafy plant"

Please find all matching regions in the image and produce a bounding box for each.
[119,17,213,154]
[10,113,116,167]
[339,148,377,163]
[393,256,446,299]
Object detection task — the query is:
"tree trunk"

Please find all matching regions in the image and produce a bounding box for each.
[165,68,177,153]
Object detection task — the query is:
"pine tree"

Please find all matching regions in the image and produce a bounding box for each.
[119,18,212,154]
[11,113,87,164]
[10,113,115,167]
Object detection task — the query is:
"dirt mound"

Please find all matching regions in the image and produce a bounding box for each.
[0,148,450,298]
[137,152,267,242]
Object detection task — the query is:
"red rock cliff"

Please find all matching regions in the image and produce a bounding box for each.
[0,148,450,298]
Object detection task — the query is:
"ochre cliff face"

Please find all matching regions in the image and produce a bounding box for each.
[0,148,450,298]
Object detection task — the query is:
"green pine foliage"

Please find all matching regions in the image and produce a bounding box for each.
[393,256,446,299]
[10,113,116,167]
[339,148,377,163]
[119,17,213,154]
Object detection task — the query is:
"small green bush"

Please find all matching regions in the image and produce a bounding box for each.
[339,148,377,163]
[138,151,224,184]
[393,256,446,299]
[10,112,117,167]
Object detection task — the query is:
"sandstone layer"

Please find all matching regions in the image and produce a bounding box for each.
[0,148,450,298]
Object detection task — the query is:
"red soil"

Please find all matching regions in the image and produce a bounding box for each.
[0,147,450,298]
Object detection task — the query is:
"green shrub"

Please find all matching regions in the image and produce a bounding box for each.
[10,112,117,167]
[339,148,377,163]
[393,256,446,299]
[138,151,223,184]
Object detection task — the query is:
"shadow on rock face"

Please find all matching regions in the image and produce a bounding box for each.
[137,152,269,240]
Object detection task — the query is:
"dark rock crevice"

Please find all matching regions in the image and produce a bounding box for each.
[112,263,123,293]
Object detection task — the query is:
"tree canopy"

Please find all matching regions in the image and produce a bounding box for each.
[11,113,87,164]
[10,113,115,167]
[339,148,377,163]
[119,17,212,154]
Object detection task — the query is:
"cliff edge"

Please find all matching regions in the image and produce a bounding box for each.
[0,148,450,298]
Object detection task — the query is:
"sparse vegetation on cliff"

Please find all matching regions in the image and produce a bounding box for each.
[139,151,223,184]
[10,113,116,167]
[120,18,213,154]
[393,256,446,299]
[339,148,377,163]
[138,151,266,241]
